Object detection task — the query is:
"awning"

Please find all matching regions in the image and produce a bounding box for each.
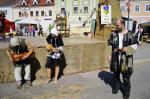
[140,21,150,26]
[15,18,39,24]
[4,18,15,32]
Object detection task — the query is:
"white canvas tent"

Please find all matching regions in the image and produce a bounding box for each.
[15,18,55,36]
[16,18,40,25]
[15,18,40,36]
[40,19,54,35]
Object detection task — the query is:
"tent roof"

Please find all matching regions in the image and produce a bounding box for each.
[140,21,150,26]
[5,18,14,24]
[16,18,39,24]
[122,17,136,21]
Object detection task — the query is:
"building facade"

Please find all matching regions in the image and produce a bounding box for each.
[0,0,21,21]
[0,0,99,26]
[120,0,150,24]
[0,6,13,21]
[0,0,56,21]
[13,0,56,21]
[56,0,98,26]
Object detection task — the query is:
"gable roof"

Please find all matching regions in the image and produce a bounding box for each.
[0,0,21,7]
[15,0,55,7]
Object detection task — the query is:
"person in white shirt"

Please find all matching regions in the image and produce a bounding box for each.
[136,24,143,44]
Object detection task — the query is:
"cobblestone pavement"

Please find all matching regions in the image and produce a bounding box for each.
[0,61,150,99]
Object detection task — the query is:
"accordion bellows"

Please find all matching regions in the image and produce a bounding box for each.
[46,44,53,50]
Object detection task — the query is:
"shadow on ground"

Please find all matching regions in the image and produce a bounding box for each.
[98,70,113,88]
[0,38,9,42]
[29,55,41,82]
[98,70,130,98]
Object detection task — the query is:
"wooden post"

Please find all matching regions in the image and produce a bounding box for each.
[65,16,67,35]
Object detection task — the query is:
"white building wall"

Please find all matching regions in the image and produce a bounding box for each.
[12,7,30,21]
[12,6,56,21]
[0,7,13,21]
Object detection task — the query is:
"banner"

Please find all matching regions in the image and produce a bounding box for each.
[101,5,112,24]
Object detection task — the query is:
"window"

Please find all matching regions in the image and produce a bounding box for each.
[22,0,26,5]
[49,10,52,16]
[74,7,78,14]
[36,11,39,16]
[135,5,140,12]
[120,6,126,12]
[19,12,22,17]
[30,11,33,17]
[33,2,37,5]
[47,1,50,5]
[145,5,150,12]
[22,2,26,5]
[41,11,44,16]
[61,8,65,14]
[46,0,51,5]
[33,0,38,5]
[4,10,7,15]
[84,7,88,13]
